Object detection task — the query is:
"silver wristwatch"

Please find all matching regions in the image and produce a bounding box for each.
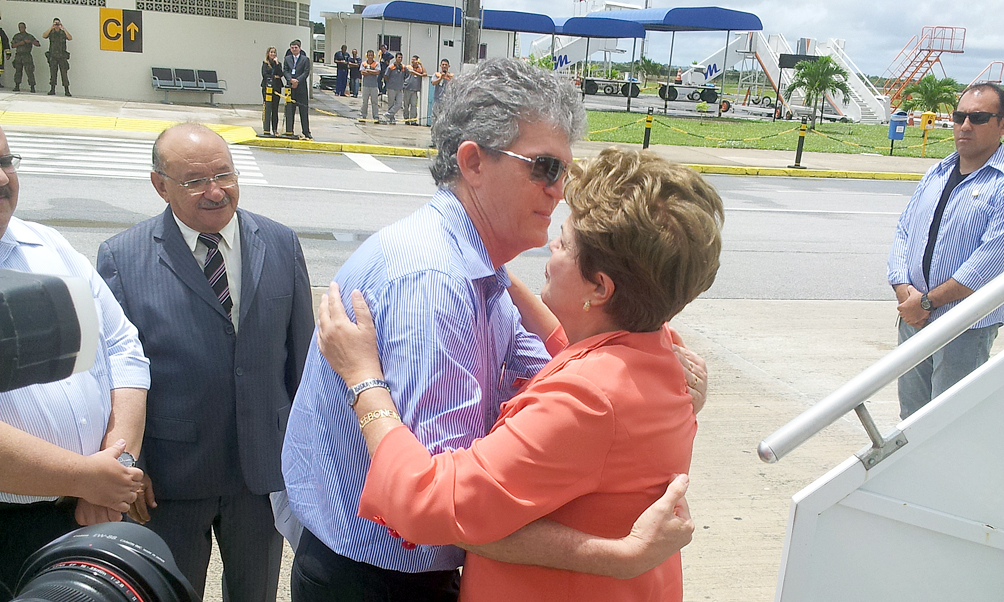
[347,378,391,406]
[117,451,137,468]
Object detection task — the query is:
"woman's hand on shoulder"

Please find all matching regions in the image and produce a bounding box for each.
[317,282,384,386]
[674,344,707,414]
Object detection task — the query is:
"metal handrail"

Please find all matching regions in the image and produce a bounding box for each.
[829,42,884,99]
[759,271,1004,464]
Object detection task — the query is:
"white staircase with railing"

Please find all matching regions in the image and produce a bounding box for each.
[816,39,890,124]
[759,273,1004,600]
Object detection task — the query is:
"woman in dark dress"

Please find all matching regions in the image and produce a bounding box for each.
[261,46,283,137]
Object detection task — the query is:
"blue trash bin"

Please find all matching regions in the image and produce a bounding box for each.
[888,110,908,155]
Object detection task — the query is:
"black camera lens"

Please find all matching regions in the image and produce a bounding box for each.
[14,523,200,602]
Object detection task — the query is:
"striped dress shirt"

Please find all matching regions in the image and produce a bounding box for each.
[888,144,1004,328]
[0,218,151,503]
[283,190,551,572]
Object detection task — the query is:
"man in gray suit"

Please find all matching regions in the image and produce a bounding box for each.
[96,123,314,602]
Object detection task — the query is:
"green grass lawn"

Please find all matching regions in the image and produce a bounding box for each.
[586,111,956,159]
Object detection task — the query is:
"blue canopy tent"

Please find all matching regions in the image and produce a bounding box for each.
[554,16,647,111]
[588,7,763,115]
[480,10,555,60]
[361,1,462,67]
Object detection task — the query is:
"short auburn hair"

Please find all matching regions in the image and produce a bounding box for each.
[564,147,724,332]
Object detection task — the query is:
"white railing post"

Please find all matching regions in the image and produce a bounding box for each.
[759,271,1004,464]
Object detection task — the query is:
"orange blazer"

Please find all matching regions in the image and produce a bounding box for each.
[359,323,697,602]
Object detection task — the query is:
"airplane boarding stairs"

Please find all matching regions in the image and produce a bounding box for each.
[815,39,890,124]
[689,33,887,123]
[759,273,1004,600]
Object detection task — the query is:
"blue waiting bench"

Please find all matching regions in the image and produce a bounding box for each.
[152,67,228,105]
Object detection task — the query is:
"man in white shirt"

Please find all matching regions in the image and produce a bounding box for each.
[0,125,150,601]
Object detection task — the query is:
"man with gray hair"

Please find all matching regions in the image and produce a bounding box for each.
[283,58,697,601]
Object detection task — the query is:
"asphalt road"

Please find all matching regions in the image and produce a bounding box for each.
[15,139,916,304]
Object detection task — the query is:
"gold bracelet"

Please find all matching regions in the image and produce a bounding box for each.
[358,409,401,430]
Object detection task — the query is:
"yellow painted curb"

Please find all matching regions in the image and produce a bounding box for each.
[0,110,259,144]
[237,137,436,158]
[682,164,924,181]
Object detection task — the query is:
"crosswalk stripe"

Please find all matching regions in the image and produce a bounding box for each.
[5,132,268,185]
[344,152,396,173]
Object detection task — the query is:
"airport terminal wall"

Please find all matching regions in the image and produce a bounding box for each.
[0,0,310,104]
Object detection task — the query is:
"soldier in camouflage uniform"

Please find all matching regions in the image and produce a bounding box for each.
[42,18,71,96]
[11,23,40,93]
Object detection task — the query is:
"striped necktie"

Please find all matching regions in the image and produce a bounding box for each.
[199,232,233,319]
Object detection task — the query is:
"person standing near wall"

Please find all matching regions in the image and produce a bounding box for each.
[358,50,380,123]
[432,59,453,105]
[348,49,361,98]
[402,55,426,126]
[11,23,39,93]
[283,39,312,140]
[333,45,349,96]
[42,18,70,97]
[382,53,405,125]
[377,44,392,96]
[260,46,283,137]
[0,20,9,89]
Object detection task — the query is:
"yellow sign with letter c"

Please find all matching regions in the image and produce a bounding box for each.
[100,8,143,53]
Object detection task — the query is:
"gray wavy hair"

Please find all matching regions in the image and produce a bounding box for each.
[429,58,587,187]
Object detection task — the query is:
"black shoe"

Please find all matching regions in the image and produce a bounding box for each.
[48,88,56,95]
[302,134,313,140]
[258,132,275,138]
[64,89,71,97]
[12,86,19,92]
[30,86,35,93]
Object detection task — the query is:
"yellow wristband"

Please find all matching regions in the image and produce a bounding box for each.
[358,409,401,430]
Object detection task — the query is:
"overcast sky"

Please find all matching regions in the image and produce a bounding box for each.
[312,1,1003,83]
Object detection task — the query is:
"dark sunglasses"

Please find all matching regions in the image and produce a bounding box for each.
[491,149,568,186]
[951,111,1002,125]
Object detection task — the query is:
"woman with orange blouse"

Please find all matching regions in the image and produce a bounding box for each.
[318,147,724,601]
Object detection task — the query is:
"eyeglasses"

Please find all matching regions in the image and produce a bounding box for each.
[0,155,21,173]
[157,170,239,193]
[951,111,1003,125]
[490,149,568,187]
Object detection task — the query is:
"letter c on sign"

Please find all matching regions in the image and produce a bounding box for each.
[103,18,122,41]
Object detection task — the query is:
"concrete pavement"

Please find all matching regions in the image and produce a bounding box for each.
[2,89,957,601]
[0,86,940,179]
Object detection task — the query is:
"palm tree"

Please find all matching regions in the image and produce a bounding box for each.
[784,56,852,128]
[636,57,663,86]
[899,75,960,114]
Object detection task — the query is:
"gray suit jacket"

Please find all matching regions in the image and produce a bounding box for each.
[283,52,310,103]
[97,207,314,499]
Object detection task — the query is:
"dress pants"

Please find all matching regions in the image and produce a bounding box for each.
[897,317,1000,418]
[262,86,280,134]
[143,489,282,602]
[291,529,460,602]
[285,98,311,137]
[0,499,79,601]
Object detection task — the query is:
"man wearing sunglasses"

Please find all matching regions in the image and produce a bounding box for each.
[96,123,314,602]
[283,58,701,602]
[888,83,1004,419]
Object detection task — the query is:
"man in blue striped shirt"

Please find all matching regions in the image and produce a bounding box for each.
[0,125,151,598]
[888,83,1004,419]
[284,59,694,602]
